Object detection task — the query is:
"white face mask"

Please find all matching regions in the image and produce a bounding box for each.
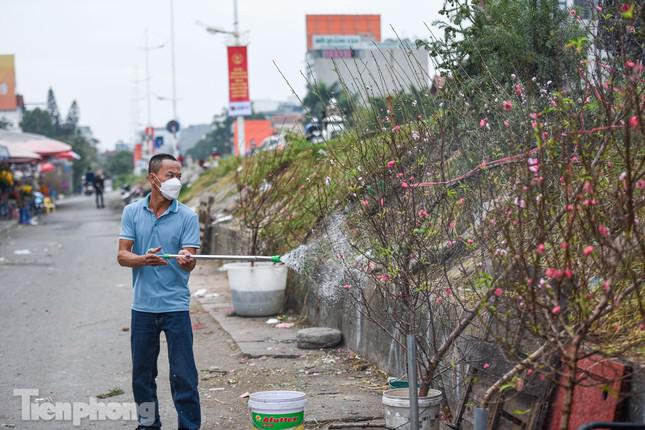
[154,176,182,201]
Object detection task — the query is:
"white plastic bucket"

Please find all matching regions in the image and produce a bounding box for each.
[382,388,442,430]
[248,390,306,429]
[225,262,288,316]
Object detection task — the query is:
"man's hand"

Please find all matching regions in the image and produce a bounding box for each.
[141,247,168,266]
[176,248,196,271]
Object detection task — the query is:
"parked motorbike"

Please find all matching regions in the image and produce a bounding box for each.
[83,182,94,196]
[121,184,144,206]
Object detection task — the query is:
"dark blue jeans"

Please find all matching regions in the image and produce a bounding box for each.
[131,310,201,429]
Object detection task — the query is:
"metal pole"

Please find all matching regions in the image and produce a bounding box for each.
[144,29,152,129]
[169,0,178,121]
[232,0,245,157]
[144,29,152,158]
[162,254,282,263]
[473,408,489,430]
[233,0,240,43]
[237,115,245,156]
[169,0,180,157]
[407,335,419,430]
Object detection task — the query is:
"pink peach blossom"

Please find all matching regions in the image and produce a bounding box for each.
[417,209,428,218]
[502,100,513,111]
[598,224,610,237]
[386,160,396,169]
[528,158,540,173]
[583,245,594,256]
[514,83,523,96]
[628,115,639,128]
[494,288,504,297]
[483,362,490,369]
[545,268,563,279]
[360,199,369,208]
[479,118,488,128]
[583,181,593,194]
[377,274,391,282]
[603,280,611,292]
[552,305,561,315]
[401,182,409,189]
[503,120,510,128]
[536,243,546,254]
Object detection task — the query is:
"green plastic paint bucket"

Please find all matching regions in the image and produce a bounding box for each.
[248,391,306,430]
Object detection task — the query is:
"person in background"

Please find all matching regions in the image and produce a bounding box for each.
[94,170,105,208]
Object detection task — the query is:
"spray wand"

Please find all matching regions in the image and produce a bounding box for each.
[161,253,283,263]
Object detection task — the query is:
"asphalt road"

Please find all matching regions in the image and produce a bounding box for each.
[0,195,180,429]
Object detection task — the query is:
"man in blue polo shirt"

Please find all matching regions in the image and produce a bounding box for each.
[117,153,201,430]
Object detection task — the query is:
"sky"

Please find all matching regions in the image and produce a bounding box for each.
[1,0,443,150]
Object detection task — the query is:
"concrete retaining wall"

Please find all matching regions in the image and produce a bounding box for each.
[207,221,645,424]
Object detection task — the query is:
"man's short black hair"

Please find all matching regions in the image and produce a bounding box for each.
[148,153,177,174]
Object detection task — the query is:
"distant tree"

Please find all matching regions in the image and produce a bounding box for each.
[63,100,80,132]
[20,108,56,137]
[187,111,268,161]
[103,150,134,177]
[22,89,99,191]
[46,88,60,127]
[0,117,11,130]
[67,132,98,188]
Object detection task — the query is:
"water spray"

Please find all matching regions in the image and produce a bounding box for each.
[161,254,283,263]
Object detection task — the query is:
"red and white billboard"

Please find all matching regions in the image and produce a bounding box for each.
[227,46,251,116]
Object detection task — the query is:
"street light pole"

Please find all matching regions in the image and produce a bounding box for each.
[140,30,165,158]
[170,0,178,121]
[144,29,152,129]
[169,0,180,157]
[233,0,240,42]
[200,0,246,157]
[232,0,245,157]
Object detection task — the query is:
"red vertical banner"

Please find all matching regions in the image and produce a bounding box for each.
[227,46,251,116]
[134,143,142,163]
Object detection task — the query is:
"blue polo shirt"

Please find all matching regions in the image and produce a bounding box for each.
[119,194,201,313]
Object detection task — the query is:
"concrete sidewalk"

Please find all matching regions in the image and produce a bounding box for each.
[0,219,17,239]
[189,264,387,429]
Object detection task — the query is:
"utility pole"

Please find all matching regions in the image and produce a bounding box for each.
[233,0,245,158]
[140,29,165,158]
[144,29,152,129]
[169,0,179,156]
[170,0,178,121]
[199,0,247,157]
